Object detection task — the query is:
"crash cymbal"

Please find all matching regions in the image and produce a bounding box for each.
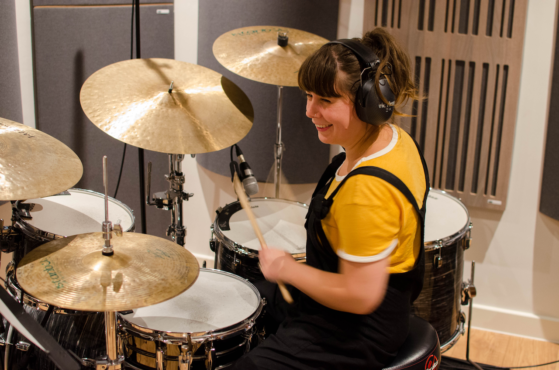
[0,117,83,201]
[213,26,329,87]
[80,58,254,154]
[17,232,199,312]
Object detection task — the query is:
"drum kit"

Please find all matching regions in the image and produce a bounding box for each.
[0,24,477,370]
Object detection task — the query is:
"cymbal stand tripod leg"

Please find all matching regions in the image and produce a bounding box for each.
[465,261,483,370]
[147,154,193,246]
[274,85,284,198]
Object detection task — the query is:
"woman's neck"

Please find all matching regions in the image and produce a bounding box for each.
[339,124,393,176]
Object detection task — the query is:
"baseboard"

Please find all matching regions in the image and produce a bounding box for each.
[469,304,559,343]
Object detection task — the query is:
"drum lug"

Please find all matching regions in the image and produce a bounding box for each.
[464,223,473,250]
[433,240,443,268]
[461,280,477,305]
[243,329,254,354]
[0,220,21,253]
[232,249,240,272]
[179,345,193,370]
[15,341,30,351]
[209,226,216,253]
[205,342,215,370]
[156,346,166,370]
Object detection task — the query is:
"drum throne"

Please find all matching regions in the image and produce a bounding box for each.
[383,315,441,370]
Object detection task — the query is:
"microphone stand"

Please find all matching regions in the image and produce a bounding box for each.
[274,85,284,198]
[133,0,147,234]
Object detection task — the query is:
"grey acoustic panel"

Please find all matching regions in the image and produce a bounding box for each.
[541,13,559,221]
[196,0,338,184]
[33,4,174,238]
[0,0,23,123]
[33,0,170,5]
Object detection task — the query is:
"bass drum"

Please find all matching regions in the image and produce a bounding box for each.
[413,189,472,352]
[119,268,265,370]
[11,188,135,266]
[3,265,106,369]
[212,198,307,282]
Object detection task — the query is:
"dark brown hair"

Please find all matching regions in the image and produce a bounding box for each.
[298,28,418,117]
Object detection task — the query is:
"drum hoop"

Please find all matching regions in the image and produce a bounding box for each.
[424,189,471,250]
[212,197,308,256]
[118,268,264,343]
[14,188,136,241]
[5,268,93,315]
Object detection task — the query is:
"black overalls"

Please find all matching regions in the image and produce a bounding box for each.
[232,134,430,370]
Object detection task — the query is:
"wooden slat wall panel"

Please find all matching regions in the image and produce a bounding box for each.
[363,0,527,210]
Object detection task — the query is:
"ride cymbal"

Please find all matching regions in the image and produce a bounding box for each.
[80,58,254,154]
[0,117,83,201]
[16,232,200,312]
[213,26,328,87]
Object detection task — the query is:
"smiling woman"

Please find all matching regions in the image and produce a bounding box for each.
[230,28,430,370]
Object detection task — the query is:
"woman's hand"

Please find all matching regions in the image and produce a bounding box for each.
[258,248,295,283]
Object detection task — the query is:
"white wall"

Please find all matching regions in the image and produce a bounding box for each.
[462,0,559,342]
[15,0,35,129]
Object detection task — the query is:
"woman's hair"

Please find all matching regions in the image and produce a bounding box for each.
[298,28,418,117]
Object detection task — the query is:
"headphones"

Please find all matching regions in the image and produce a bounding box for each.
[326,39,396,126]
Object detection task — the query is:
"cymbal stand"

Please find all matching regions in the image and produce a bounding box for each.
[274,85,284,198]
[99,157,124,370]
[464,261,482,370]
[146,154,194,246]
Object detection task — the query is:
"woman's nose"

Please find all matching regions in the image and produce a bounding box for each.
[306,101,319,118]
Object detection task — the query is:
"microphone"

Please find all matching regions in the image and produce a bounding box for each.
[234,145,259,196]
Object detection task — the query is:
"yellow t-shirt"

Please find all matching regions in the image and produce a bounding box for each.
[322,125,426,274]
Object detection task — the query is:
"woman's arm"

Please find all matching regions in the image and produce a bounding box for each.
[259,248,389,315]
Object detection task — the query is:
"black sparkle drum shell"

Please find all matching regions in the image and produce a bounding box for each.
[4,268,106,370]
[412,189,471,352]
[212,198,308,282]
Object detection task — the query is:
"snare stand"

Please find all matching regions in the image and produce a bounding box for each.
[274,85,284,198]
[146,154,194,247]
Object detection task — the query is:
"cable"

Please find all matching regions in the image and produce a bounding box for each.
[113,1,134,198]
[508,360,559,369]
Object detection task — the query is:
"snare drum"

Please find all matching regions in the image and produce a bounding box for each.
[413,189,471,352]
[119,269,264,370]
[4,266,106,369]
[212,198,308,282]
[11,188,135,266]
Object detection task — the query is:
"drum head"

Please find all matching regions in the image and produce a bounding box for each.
[20,189,134,236]
[220,198,307,253]
[424,190,469,245]
[121,269,260,334]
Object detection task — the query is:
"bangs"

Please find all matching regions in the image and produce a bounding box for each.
[298,45,343,98]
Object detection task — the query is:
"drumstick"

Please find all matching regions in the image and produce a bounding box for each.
[232,172,293,304]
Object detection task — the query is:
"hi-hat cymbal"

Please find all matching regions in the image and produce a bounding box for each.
[213,26,329,87]
[16,232,199,312]
[80,58,254,154]
[0,117,83,201]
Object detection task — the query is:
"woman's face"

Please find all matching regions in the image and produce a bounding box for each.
[305,91,367,147]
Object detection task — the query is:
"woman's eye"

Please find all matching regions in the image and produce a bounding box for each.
[321,98,332,103]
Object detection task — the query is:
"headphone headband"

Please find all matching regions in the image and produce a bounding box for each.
[326,39,381,70]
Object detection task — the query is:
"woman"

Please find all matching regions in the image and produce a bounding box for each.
[232,28,429,370]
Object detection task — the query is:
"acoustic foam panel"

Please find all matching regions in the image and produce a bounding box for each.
[541,17,559,221]
[196,0,339,184]
[0,0,23,123]
[33,4,175,237]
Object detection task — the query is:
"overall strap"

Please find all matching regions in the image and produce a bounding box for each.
[311,166,423,223]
